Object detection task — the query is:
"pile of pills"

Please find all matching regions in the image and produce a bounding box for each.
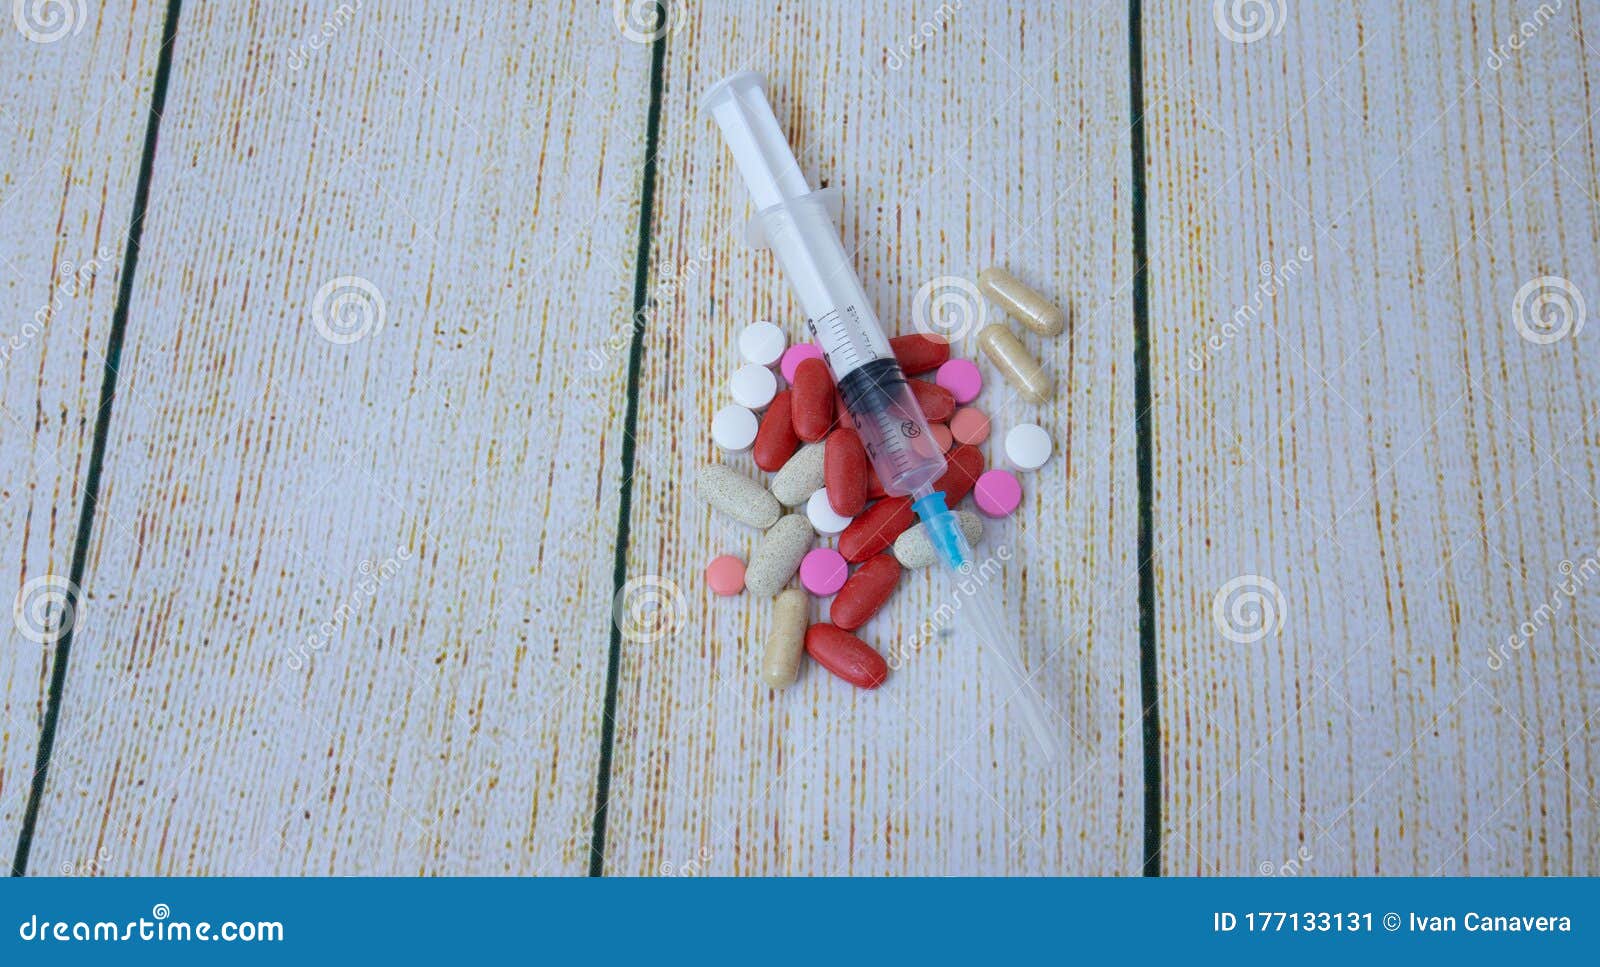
[699,266,1065,691]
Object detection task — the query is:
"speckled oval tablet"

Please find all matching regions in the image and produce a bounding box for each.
[745,514,815,597]
[935,359,983,403]
[705,555,746,595]
[770,442,827,507]
[697,464,781,529]
[799,547,849,595]
[973,469,1022,518]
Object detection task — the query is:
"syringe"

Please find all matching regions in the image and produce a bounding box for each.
[702,72,1059,757]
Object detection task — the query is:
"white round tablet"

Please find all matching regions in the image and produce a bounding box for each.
[728,363,778,409]
[805,488,854,535]
[738,321,787,367]
[1004,423,1053,471]
[711,405,759,452]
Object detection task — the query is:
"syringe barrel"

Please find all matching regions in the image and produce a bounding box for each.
[704,72,945,495]
[755,195,890,373]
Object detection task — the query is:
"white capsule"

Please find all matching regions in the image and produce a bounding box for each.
[739,320,787,367]
[711,404,759,451]
[729,363,778,409]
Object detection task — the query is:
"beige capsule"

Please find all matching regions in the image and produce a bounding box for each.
[698,464,781,529]
[762,588,808,688]
[978,266,1065,337]
[744,514,814,597]
[977,324,1053,403]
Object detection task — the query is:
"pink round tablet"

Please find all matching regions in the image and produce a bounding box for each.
[949,407,990,445]
[799,547,849,596]
[705,555,746,596]
[928,422,954,452]
[935,359,982,403]
[780,343,824,382]
[973,469,1022,518]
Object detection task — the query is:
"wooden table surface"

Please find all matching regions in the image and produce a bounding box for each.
[2,1,1595,876]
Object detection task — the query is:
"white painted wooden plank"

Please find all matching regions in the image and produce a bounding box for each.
[0,2,166,855]
[1145,2,1600,874]
[24,1,652,874]
[605,1,1141,874]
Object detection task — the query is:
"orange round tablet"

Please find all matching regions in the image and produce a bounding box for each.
[705,555,746,596]
[949,407,991,445]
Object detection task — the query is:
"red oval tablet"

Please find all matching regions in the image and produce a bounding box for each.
[933,444,984,505]
[838,496,914,563]
[753,390,800,472]
[830,553,901,631]
[908,379,956,422]
[890,334,951,376]
[790,357,835,443]
[824,429,868,517]
[804,623,889,689]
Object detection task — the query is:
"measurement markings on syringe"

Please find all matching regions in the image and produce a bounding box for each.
[807,306,874,374]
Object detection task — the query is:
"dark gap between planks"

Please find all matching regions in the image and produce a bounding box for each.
[10,0,186,877]
[1127,0,1164,876]
[588,22,669,877]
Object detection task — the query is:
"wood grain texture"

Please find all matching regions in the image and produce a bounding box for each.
[23,1,652,874]
[0,2,166,852]
[1145,2,1600,873]
[604,1,1141,874]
